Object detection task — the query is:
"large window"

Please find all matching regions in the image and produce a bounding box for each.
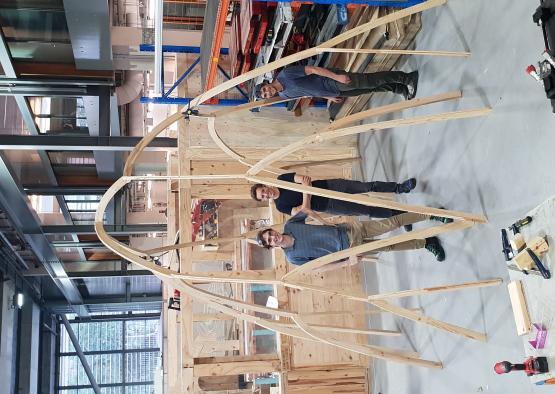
[57,316,161,393]
[0,1,74,64]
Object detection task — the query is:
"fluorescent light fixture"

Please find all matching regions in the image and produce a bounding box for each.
[12,292,24,309]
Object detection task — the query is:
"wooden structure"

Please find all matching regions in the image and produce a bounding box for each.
[96,1,502,392]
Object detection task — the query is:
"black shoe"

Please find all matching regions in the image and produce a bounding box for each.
[430,214,454,224]
[425,237,445,262]
[404,71,419,100]
[404,224,413,232]
[396,178,417,194]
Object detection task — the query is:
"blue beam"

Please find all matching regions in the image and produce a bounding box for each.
[165,57,201,98]
[141,97,249,106]
[140,44,229,55]
[141,96,328,108]
[252,0,424,6]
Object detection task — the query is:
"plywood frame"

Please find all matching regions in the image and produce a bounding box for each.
[95,0,502,373]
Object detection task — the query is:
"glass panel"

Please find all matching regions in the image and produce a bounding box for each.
[49,151,95,165]
[125,320,160,349]
[2,150,52,184]
[28,97,88,133]
[0,96,30,135]
[67,201,99,211]
[125,351,160,383]
[59,318,161,391]
[0,3,74,64]
[125,385,154,394]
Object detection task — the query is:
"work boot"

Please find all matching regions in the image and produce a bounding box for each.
[396,178,417,194]
[404,71,419,100]
[425,237,445,262]
[430,213,454,224]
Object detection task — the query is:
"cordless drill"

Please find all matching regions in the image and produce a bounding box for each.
[494,357,549,376]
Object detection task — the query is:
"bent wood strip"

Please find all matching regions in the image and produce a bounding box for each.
[327,90,462,131]
[206,117,283,175]
[369,299,487,342]
[281,221,474,281]
[210,97,299,117]
[248,177,487,223]
[173,270,280,285]
[318,48,471,57]
[274,321,402,337]
[246,107,491,176]
[169,278,423,364]
[367,279,503,300]
[292,316,443,369]
[142,223,285,255]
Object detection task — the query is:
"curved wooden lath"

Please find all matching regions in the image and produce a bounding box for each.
[96,0,502,368]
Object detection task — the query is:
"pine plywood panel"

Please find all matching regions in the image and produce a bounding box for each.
[288,263,369,368]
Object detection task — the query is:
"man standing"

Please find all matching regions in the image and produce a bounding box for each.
[256,65,419,102]
[256,211,450,266]
[250,172,416,218]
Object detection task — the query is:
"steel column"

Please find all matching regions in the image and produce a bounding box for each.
[41,224,166,235]
[0,135,177,151]
[22,186,108,195]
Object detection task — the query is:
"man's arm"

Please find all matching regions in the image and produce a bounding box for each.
[305,66,351,84]
[291,174,312,215]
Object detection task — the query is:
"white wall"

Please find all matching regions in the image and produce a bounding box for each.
[0,280,16,393]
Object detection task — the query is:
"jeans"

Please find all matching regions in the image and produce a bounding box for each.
[319,179,402,218]
[335,71,413,96]
[348,213,429,252]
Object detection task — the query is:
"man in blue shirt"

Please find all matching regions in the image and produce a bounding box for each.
[256,211,448,266]
[250,172,416,218]
[256,65,418,102]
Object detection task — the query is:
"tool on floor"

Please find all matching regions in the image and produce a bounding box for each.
[508,280,532,335]
[527,248,551,279]
[529,323,548,349]
[513,236,550,278]
[501,229,513,261]
[494,356,549,376]
[536,378,555,385]
[511,216,533,234]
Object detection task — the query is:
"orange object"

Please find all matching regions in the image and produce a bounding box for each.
[205,0,231,102]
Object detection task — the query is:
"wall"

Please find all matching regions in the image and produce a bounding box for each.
[0,279,17,394]
[18,301,41,394]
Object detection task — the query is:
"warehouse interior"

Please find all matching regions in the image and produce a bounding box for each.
[1,0,555,393]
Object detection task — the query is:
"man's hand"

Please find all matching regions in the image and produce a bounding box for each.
[326,97,344,104]
[294,174,312,185]
[300,175,312,186]
[334,74,351,85]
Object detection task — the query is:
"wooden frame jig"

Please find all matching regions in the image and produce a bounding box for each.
[96,0,501,372]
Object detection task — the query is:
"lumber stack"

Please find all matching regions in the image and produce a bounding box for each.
[329,7,423,119]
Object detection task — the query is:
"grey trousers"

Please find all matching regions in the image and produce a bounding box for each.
[335,71,413,96]
[348,213,428,252]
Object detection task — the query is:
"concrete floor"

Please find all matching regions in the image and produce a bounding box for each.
[358,1,555,393]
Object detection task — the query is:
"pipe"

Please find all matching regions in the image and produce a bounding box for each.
[115,71,143,106]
